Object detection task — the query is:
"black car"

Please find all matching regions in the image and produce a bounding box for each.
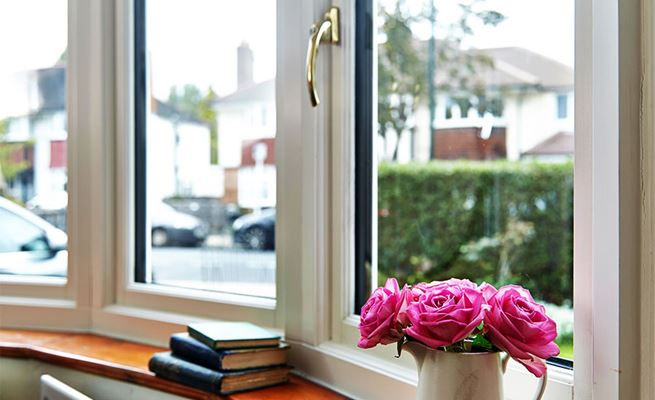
[232,208,275,250]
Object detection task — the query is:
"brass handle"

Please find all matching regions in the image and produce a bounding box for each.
[306,7,340,107]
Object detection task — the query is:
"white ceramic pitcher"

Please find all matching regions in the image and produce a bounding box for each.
[404,341,546,400]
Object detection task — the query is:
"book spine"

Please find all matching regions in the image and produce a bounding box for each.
[170,335,223,371]
[149,353,223,394]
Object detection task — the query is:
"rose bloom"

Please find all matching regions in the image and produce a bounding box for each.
[358,278,410,348]
[409,278,476,299]
[484,285,560,377]
[479,282,498,301]
[405,279,485,348]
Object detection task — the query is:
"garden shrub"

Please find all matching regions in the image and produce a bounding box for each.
[377,160,573,306]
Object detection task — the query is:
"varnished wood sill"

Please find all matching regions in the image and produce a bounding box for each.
[0,329,344,400]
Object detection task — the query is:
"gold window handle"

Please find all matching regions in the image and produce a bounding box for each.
[306,7,340,107]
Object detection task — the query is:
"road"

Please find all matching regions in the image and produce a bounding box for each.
[151,246,276,298]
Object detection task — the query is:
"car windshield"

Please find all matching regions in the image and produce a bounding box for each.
[0,207,45,252]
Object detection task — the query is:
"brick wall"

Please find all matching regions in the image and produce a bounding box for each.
[433,127,506,160]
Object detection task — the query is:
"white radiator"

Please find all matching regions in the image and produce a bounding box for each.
[40,375,93,400]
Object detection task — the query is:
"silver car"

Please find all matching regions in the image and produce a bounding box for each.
[0,196,67,276]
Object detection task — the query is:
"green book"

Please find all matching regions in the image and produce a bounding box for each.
[188,322,281,350]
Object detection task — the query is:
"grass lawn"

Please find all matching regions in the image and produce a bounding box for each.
[556,338,573,360]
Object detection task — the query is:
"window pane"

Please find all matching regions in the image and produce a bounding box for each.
[360,0,574,360]
[139,0,276,298]
[0,1,68,278]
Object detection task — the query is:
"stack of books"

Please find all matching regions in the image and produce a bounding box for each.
[149,321,290,395]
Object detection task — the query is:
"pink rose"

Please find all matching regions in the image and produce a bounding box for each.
[405,280,485,348]
[435,278,478,290]
[410,279,476,299]
[484,285,560,377]
[358,278,409,348]
[479,282,498,301]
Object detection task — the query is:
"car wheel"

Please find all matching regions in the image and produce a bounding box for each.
[152,228,168,247]
[243,227,267,250]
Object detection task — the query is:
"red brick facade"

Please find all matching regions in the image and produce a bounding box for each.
[434,127,506,160]
[241,138,275,166]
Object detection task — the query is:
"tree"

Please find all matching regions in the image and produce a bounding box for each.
[377,0,505,161]
[378,5,426,161]
[199,88,219,165]
[167,85,219,164]
[0,118,30,196]
[168,85,204,117]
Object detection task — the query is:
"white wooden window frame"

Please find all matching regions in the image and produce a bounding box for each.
[0,0,651,399]
[283,0,648,399]
[106,0,280,339]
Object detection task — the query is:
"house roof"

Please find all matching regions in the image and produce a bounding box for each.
[4,66,66,117]
[522,132,574,156]
[416,41,574,91]
[35,66,66,111]
[473,47,573,89]
[213,79,274,105]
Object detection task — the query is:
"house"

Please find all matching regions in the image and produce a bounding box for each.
[147,99,219,201]
[1,65,216,205]
[213,43,276,210]
[1,66,67,203]
[408,46,574,162]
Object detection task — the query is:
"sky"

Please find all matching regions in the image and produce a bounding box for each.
[146,0,276,99]
[379,0,574,67]
[0,0,573,116]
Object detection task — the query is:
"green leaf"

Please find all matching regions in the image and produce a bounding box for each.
[471,334,494,351]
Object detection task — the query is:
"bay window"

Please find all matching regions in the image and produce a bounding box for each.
[0,0,651,399]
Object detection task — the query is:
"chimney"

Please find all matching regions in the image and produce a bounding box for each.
[237,42,254,90]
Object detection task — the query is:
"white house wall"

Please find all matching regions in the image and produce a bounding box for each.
[237,165,276,209]
[146,115,217,201]
[5,111,68,200]
[216,101,275,168]
[409,91,575,162]
[0,71,39,119]
[504,91,574,160]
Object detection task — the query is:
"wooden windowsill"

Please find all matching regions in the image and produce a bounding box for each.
[0,329,344,400]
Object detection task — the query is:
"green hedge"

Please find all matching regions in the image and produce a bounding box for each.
[378,161,573,306]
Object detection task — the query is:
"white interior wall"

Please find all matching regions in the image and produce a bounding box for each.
[0,358,185,400]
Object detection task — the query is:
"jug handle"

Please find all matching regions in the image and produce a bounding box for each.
[501,353,547,400]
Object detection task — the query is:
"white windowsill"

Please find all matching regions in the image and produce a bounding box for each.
[288,338,573,400]
[124,282,276,310]
[0,275,67,286]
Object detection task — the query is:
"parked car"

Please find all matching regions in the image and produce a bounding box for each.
[0,196,68,276]
[232,208,275,250]
[151,201,208,247]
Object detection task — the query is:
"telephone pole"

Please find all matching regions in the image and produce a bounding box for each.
[427,0,437,160]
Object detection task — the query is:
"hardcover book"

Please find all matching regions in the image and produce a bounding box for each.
[187,322,280,350]
[170,333,289,371]
[148,352,290,395]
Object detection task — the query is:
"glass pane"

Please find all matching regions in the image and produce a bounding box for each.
[374,0,573,359]
[0,0,68,278]
[144,0,276,298]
